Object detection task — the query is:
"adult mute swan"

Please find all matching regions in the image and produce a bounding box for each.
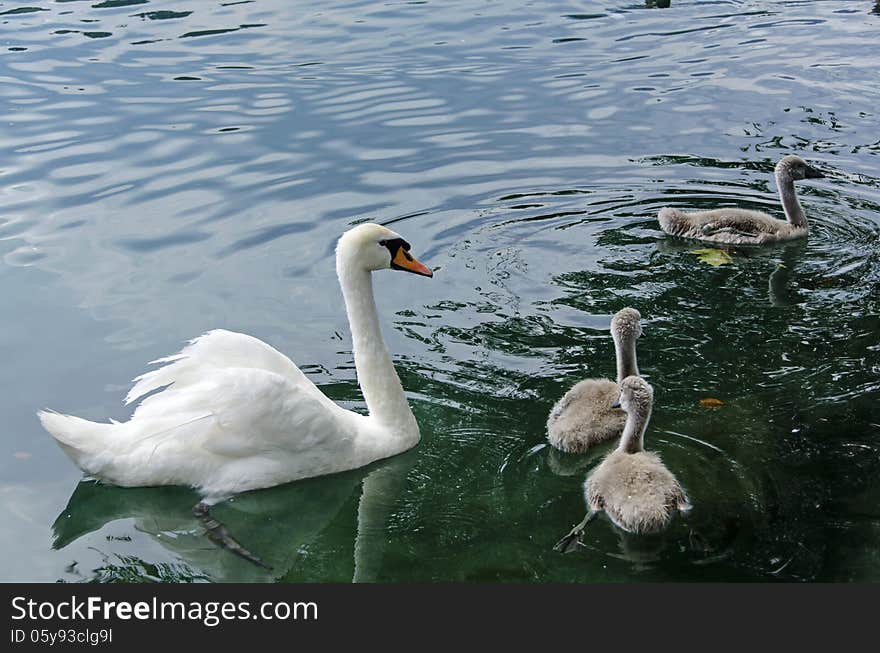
[554,376,690,552]
[657,155,825,245]
[546,307,641,453]
[39,223,433,568]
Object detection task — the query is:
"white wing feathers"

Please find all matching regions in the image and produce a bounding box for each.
[130,367,347,457]
[80,330,362,491]
[125,329,325,406]
[123,330,350,453]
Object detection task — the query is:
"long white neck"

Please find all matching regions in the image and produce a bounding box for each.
[613,336,639,384]
[337,261,419,450]
[776,172,807,228]
[618,403,650,454]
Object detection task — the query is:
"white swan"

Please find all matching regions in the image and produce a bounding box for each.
[554,376,690,552]
[546,307,641,453]
[658,155,825,245]
[39,223,433,565]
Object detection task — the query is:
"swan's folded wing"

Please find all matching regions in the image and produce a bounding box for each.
[205,368,355,458]
[129,366,354,459]
[125,329,328,407]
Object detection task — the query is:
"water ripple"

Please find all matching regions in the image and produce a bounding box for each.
[2,0,879,582]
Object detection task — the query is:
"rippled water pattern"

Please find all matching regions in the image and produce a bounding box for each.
[2,0,879,582]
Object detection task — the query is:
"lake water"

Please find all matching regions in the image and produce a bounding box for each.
[1,0,879,582]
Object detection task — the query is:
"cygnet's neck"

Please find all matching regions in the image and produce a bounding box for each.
[618,402,651,454]
[613,335,639,384]
[337,260,419,449]
[776,171,807,228]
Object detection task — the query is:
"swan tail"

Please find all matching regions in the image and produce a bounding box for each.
[37,409,116,475]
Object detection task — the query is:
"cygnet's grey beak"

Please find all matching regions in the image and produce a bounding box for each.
[805,165,825,179]
[611,399,621,408]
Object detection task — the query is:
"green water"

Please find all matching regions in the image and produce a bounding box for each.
[1,0,878,582]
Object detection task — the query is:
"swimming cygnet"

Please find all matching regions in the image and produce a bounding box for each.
[546,308,641,453]
[658,155,825,245]
[554,376,691,552]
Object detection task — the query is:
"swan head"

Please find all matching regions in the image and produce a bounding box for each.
[611,375,653,414]
[611,307,642,346]
[775,155,825,182]
[336,223,433,277]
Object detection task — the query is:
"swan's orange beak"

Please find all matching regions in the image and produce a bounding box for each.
[391,248,433,277]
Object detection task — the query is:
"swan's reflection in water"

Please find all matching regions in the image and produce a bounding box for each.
[52,453,416,583]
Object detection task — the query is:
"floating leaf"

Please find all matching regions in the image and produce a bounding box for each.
[690,248,733,267]
[699,398,724,409]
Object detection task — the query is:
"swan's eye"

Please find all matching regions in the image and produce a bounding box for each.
[379,237,411,257]
[379,236,431,276]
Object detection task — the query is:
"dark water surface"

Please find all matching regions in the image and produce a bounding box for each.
[1,0,879,582]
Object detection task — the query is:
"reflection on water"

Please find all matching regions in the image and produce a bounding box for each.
[1,0,879,581]
[52,452,418,582]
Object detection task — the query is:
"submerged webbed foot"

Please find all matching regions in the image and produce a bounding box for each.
[553,529,584,554]
[553,511,598,554]
[193,501,273,570]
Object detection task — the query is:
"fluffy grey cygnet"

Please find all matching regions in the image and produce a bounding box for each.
[546,308,641,453]
[658,155,825,245]
[554,376,690,552]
